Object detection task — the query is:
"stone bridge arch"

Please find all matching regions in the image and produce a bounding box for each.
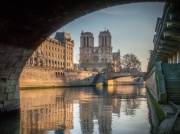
[0,0,168,112]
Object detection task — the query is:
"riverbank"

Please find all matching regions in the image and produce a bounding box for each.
[146,87,179,133]
[20,66,98,88]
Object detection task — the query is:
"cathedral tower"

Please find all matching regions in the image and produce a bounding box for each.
[98,29,111,47]
[80,31,94,47]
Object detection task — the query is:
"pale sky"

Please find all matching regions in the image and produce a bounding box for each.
[51,2,165,72]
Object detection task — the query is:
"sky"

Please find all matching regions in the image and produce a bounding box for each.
[50,2,165,72]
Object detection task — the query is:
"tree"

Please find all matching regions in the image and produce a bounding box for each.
[79,51,91,71]
[121,53,141,72]
[105,62,113,72]
[80,58,90,71]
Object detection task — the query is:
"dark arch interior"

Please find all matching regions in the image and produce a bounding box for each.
[0,0,166,49]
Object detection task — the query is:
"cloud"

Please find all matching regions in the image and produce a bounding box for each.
[98,8,139,16]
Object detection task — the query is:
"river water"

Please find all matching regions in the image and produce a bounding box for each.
[0,85,154,134]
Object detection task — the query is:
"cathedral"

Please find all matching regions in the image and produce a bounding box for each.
[79,30,121,72]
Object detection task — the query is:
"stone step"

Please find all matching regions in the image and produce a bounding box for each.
[167,89,180,93]
[165,79,180,89]
[168,93,180,96]
[167,94,180,104]
[172,116,180,133]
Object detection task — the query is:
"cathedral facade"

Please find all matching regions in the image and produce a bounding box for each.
[26,32,74,70]
[79,30,120,72]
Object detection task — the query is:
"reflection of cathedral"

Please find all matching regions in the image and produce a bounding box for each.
[79,30,121,72]
[26,32,74,70]
[79,97,115,134]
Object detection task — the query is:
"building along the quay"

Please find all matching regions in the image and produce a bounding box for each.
[26,32,74,70]
[20,32,101,88]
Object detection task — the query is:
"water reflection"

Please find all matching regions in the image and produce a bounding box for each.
[19,85,150,134]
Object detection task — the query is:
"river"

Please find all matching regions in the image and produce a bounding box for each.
[0,85,154,134]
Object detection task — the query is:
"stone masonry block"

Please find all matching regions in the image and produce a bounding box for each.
[15,68,23,74]
[0,64,5,68]
[23,50,33,56]
[0,70,10,78]
[0,87,5,93]
[5,85,16,93]
[7,58,18,67]
[0,104,3,109]
[10,79,18,86]
[15,61,26,68]
[0,93,7,101]
[7,93,14,100]
[0,81,11,88]
[14,92,20,100]
[21,56,30,62]
[8,68,16,73]
[9,73,19,80]
[4,100,20,109]
[15,83,19,92]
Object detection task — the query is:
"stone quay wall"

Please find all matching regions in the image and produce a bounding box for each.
[20,67,98,88]
[146,62,167,104]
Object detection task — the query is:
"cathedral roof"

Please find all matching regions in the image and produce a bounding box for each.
[112,52,119,59]
[99,29,111,36]
[81,31,93,36]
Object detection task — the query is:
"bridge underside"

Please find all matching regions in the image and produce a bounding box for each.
[0,0,169,112]
[148,3,180,71]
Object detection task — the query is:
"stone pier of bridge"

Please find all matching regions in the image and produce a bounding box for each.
[0,46,33,112]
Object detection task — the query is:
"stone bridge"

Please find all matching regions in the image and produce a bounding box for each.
[107,72,146,79]
[0,0,173,112]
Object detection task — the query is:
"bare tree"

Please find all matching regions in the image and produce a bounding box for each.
[121,53,141,73]
[79,51,91,71]
[102,62,113,72]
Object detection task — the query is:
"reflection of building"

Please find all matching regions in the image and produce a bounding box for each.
[26,32,74,70]
[20,94,73,134]
[79,30,121,72]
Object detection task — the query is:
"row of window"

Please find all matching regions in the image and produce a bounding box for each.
[46,45,65,53]
[85,58,108,62]
[44,48,73,56]
[44,52,73,61]
[81,49,111,54]
[45,60,72,68]
[44,44,73,52]
[44,45,73,52]
[56,72,65,76]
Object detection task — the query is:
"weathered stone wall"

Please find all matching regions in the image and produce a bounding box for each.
[20,67,97,88]
[0,45,33,112]
[146,62,167,103]
[146,71,158,100]
[65,70,97,86]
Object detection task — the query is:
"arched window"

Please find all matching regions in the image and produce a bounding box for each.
[102,36,104,46]
[87,37,89,47]
[84,36,86,47]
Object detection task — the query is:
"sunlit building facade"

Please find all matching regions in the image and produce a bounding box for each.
[26,32,74,70]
